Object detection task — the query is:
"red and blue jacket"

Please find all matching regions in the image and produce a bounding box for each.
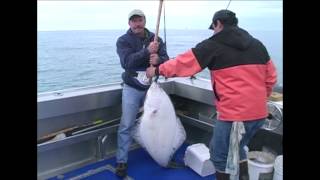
[157,26,277,121]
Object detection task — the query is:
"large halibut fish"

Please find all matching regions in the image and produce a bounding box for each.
[133,82,186,167]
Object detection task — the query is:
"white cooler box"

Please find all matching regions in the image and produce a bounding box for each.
[184,143,215,177]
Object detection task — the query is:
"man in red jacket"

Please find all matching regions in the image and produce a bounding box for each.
[146,9,277,180]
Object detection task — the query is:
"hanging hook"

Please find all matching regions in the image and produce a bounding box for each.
[154,75,159,83]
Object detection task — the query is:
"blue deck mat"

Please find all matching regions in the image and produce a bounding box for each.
[48,143,216,180]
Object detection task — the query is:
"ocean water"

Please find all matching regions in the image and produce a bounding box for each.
[37,29,282,93]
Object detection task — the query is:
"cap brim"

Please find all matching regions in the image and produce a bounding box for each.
[208,22,214,30]
[129,14,144,20]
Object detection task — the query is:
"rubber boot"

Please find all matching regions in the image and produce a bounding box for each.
[215,171,230,180]
[115,163,127,177]
[239,161,249,180]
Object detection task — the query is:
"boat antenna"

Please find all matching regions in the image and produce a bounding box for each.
[226,0,232,10]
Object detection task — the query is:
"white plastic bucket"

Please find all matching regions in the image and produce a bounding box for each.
[273,155,283,180]
[247,151,275,180]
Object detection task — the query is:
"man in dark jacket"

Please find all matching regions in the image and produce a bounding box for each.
[146,9,277,180]
[115,9,169,177]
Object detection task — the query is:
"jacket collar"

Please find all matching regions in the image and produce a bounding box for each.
[126,28,154,40]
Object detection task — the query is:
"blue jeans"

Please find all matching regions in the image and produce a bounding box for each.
[116,84,147,163]
[209,118,265,172]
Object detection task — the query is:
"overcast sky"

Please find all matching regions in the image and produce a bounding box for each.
[37,1,282,31]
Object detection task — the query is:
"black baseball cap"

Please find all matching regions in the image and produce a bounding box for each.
[208,9,237,30]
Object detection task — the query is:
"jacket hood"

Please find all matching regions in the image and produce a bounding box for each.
[213,26,253,50]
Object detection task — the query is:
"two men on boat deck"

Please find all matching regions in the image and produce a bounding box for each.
[146,9,277,180]
[115,9,169,177]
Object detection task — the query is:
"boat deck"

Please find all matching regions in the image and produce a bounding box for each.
[47,143,216,180]
[38,78,282,179]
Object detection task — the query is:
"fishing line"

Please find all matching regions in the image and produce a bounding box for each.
[226,0,232,10]
[163,1,167,50]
